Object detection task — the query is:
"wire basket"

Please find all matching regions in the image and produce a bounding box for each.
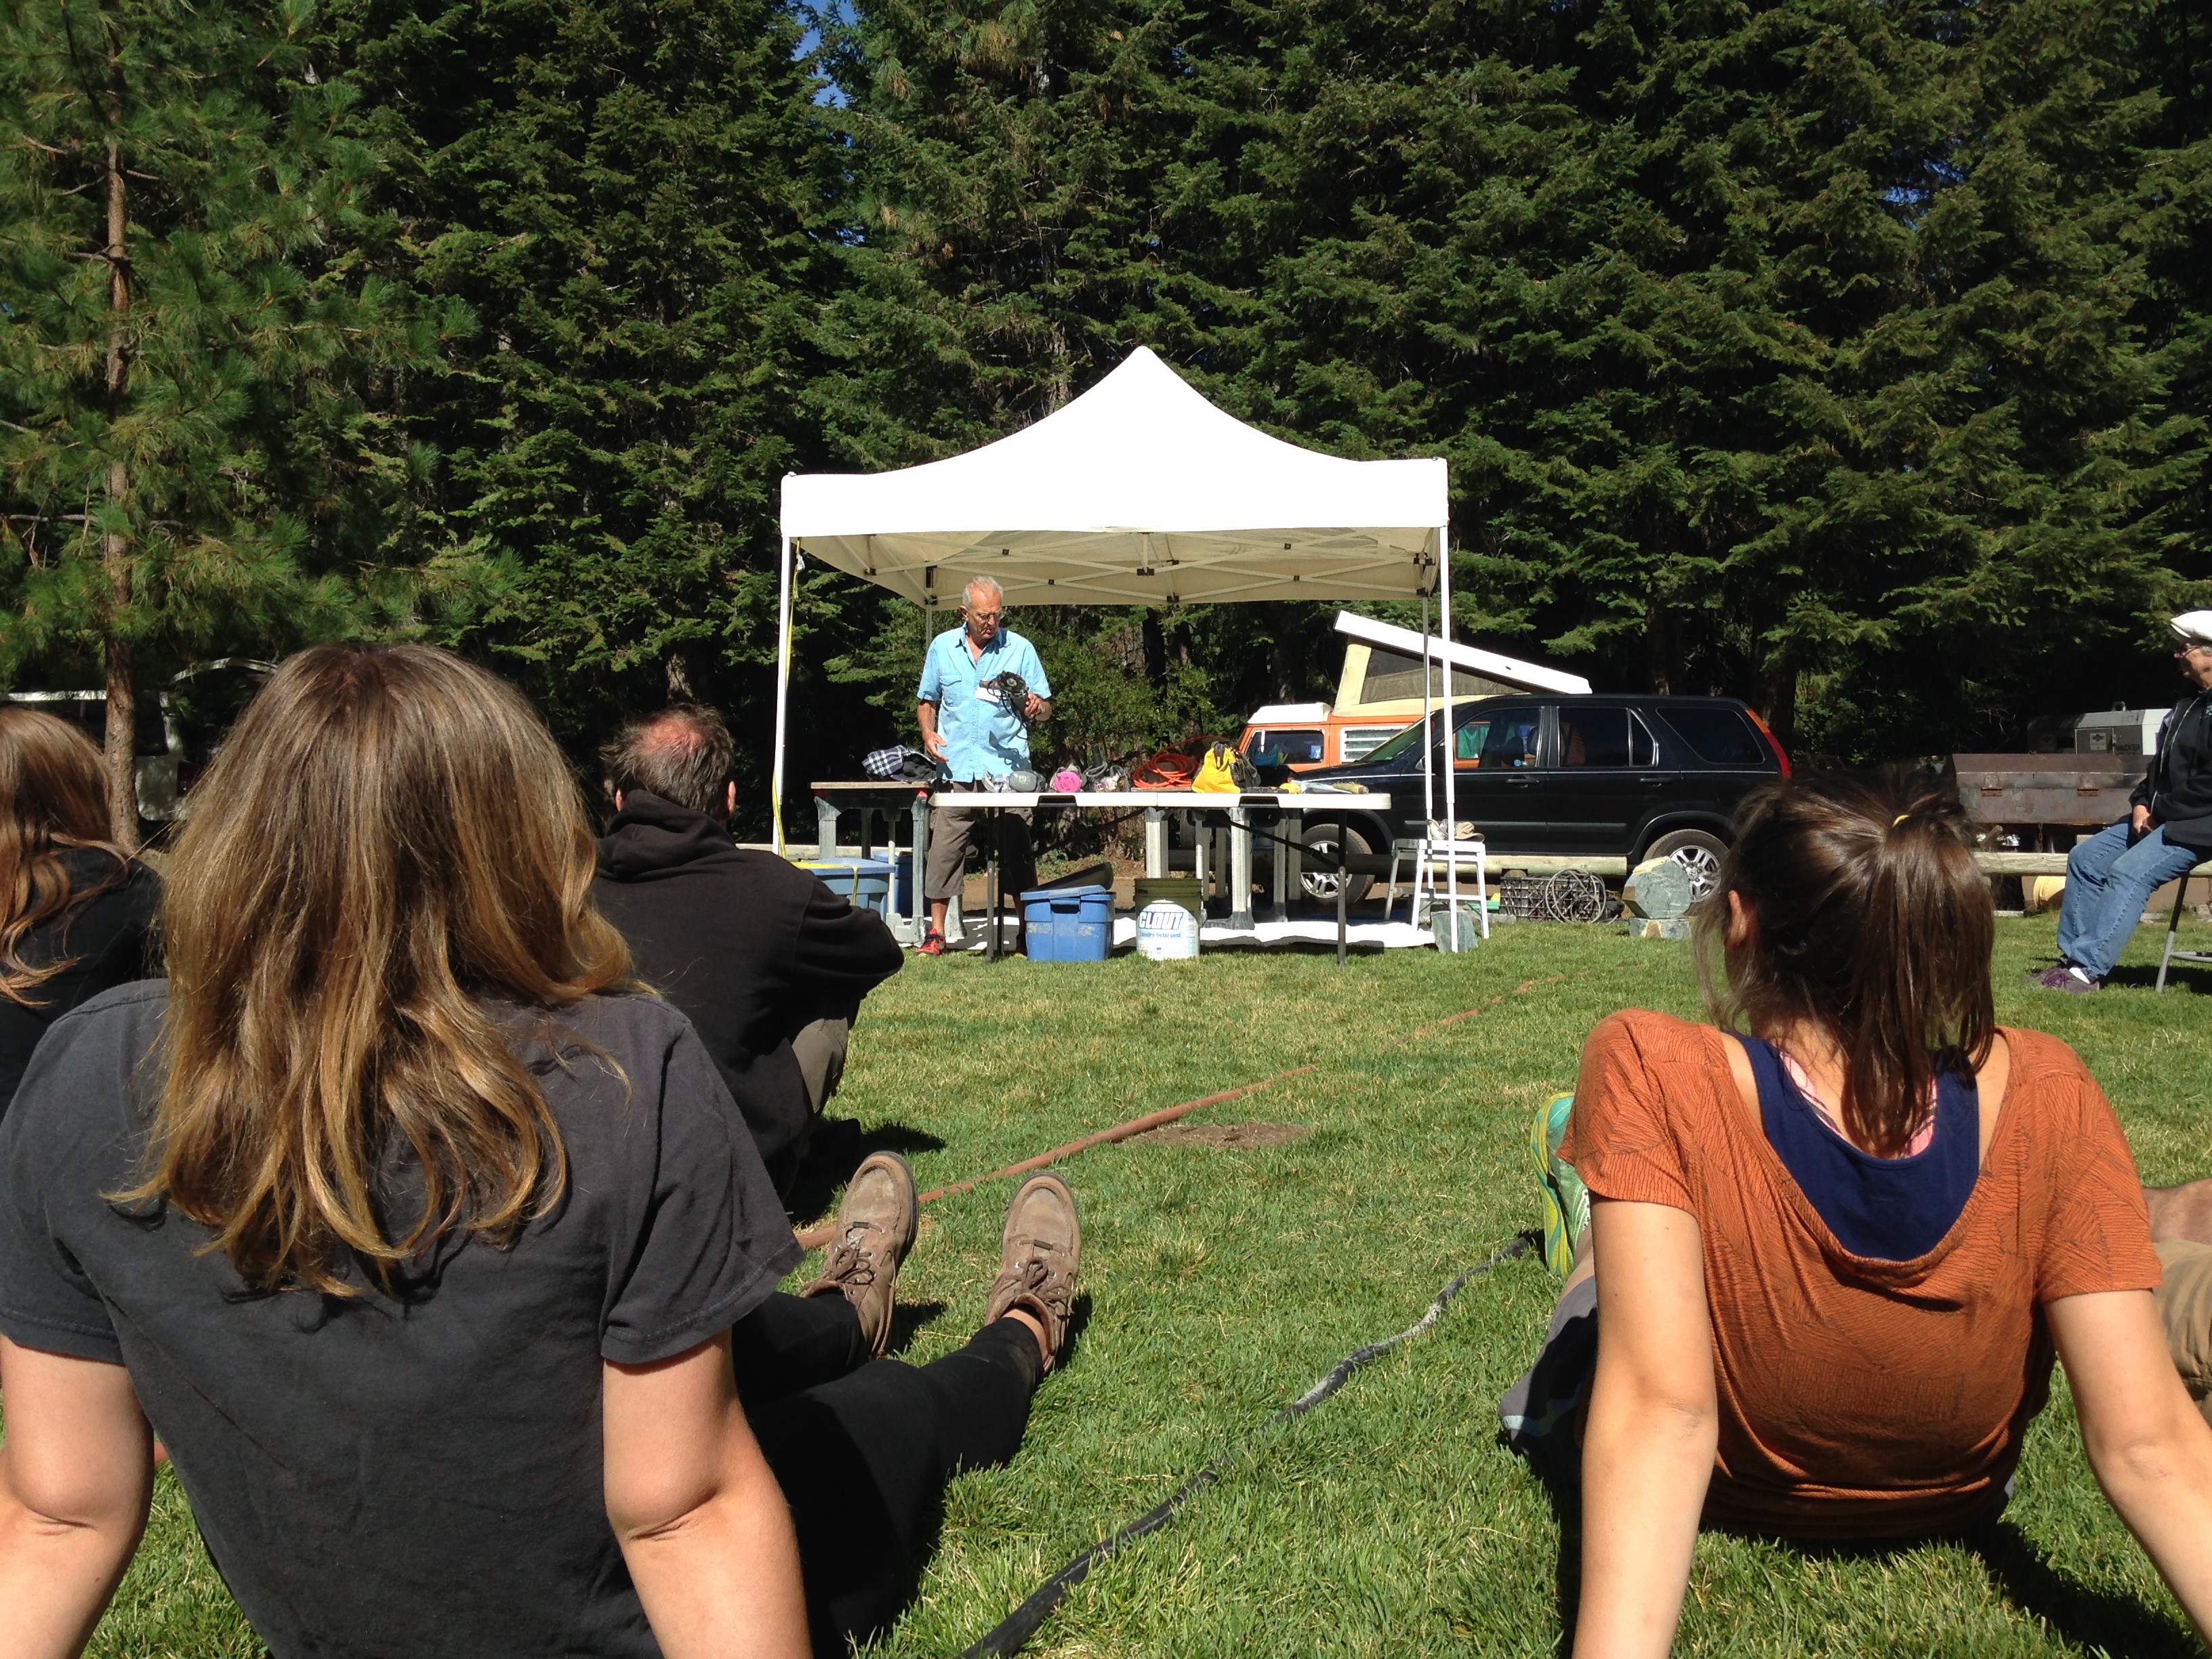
[1536,868,1610,924]
[1493,868,1611,923]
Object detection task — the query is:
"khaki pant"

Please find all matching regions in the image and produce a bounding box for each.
[2158,1239,2212,1429]
[792,1018,849,1116]
[925,796,1036,905]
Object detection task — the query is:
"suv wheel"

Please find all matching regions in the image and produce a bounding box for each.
[1300,823,1374,907]
[1643,829,1728,904]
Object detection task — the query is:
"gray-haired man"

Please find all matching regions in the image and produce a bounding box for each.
[914,577,1052,954]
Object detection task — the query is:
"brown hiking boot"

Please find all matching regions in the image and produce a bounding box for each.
[985,1172,1082,1369]
[801,1151,917,1357]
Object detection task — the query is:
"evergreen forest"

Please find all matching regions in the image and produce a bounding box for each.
[4,0,2210,841]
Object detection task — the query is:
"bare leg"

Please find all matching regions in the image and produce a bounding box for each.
[929,898,949,937]
[2148,1179,2212,1246]
[1002,1306,1051,1368]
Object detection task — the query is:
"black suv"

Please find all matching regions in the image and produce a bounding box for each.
[1271,695,1789,905]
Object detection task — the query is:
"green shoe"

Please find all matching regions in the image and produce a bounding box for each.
[1531,1094,1590,1277]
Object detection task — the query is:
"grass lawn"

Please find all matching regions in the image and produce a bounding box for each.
[83,915,2212,1657]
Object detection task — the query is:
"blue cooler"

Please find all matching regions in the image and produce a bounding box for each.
[1021,885,1113,962]
[798,858,893,917]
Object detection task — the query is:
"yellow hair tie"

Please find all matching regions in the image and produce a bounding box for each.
[1893,814,1909,826]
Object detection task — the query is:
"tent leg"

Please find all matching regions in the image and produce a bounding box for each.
[1421,588,1434,827]
[1437,523,1458,950]
[771,533,794,858]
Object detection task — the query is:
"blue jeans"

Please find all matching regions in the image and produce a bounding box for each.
[2057,820,2200,978]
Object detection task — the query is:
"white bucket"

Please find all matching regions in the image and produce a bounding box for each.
[1136,901,1200,960]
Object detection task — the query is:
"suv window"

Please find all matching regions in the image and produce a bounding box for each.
[1557,707,1661,767]
[1465,712,1538,768]
[1665,705,1765,766]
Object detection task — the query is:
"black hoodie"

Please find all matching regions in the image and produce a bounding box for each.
[592,792,903,1170]
[2132,690,2212,852]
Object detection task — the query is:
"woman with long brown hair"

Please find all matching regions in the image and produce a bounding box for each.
[0,644,1080,1659]
[1503,771,2212,1654]
[0,705,161,1118]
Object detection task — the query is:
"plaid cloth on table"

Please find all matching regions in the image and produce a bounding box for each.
[863,745,907,779]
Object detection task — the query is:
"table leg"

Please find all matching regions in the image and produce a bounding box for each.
[1145,808,1168,880]
[1267,812,1290,923]
[1191,814,1208,913]
[1287,823,1305,917]
[814,795,839,861]
[907,795,930,945]
[1230,808,1254,930]
[858,807,875,863]
[987,809,1001,963]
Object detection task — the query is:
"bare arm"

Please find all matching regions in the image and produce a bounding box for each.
[604,1331,809,1659]
[916,701,946,762]
[2050,1289,2212,1639]
[0,1334,155,1658]
[1574,1200,1717,1659]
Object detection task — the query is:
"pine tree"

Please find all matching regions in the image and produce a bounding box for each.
[338,0,867,822]
[823,0,2205,761]
[0,0,434,844]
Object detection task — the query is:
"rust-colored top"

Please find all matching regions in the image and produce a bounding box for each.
[1563,1008,2162,1538]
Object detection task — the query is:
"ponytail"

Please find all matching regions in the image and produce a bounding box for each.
[1696,771,1994,1155]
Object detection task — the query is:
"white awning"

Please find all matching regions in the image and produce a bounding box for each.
[780,348,1448,608]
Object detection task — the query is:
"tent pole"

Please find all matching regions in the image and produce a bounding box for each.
[1421,588,1434,828]
[1438,527,1458,949]
[771,533,794,858]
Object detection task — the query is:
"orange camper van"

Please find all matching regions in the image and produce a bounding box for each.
[1238,612,1591,771]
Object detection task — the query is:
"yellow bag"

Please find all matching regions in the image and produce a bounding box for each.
[1192,741,1245,792]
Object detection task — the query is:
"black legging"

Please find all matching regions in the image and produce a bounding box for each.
[733,1293,1043,1656]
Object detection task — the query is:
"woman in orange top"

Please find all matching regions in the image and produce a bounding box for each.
[1504,773,2212,1655]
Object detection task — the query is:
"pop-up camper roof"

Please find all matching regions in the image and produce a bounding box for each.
[1330,611,1591,714]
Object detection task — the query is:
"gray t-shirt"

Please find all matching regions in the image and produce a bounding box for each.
[0,983,802,1659]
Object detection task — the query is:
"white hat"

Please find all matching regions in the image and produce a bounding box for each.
[2173,611,2212,647]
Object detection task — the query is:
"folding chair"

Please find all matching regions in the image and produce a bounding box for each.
[2157,865,2212,991]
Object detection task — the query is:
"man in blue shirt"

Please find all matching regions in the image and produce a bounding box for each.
[916,577,1053,954]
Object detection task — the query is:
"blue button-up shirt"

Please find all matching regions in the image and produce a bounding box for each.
[917,624,1052,779]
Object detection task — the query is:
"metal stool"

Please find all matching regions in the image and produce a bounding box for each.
[2157,871,2212,991]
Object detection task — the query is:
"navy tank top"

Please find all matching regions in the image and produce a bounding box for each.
[1738,1036,1980,1261]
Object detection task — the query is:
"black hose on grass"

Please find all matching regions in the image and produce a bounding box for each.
[960,1232,1538,1657]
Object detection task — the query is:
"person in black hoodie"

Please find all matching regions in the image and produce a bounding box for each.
[2036,611,2212,993]
[0,705,162,1120]
[593,704,903,1190]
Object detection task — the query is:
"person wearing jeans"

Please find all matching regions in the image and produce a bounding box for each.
[2049,821,2200,987]
[2037,611,2212,994]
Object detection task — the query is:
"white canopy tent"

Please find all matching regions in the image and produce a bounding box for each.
[774,346,1475,933]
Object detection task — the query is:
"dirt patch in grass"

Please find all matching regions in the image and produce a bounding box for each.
[1128,1121,1310,1148]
